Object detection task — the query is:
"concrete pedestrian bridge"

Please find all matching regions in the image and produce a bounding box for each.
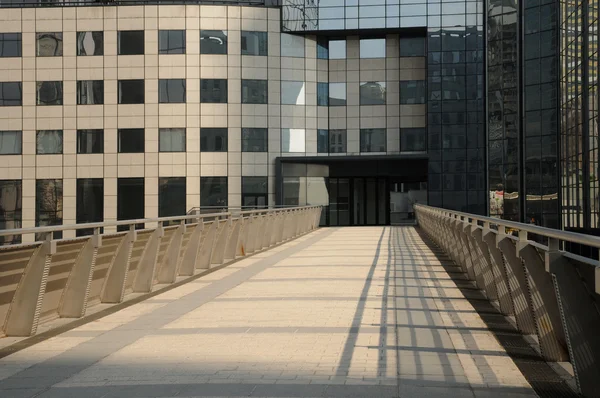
[0,206,597,397]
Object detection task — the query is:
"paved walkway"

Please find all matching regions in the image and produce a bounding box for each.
[0,227,541,398]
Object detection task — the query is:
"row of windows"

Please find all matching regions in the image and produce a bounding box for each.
[0,80,426,106]
[316,127,426,154]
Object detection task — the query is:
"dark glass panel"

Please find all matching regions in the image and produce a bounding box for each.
[76,178,103,236]
[36,32,62,56]
[360,82,386,105]
[200,128,228,152]
[360,129,386,152]
[159,128,186,152]
[200,177,228,208]
[77,80,104,105]
[118,30,144,55]
[200,79,227,103]
[159,177,186,217]
[118,128,144,153]
[77,129,103,154]
[242,31,268,56]
[159,79,186,103]
[36,130,63,154]
[159,30,185,54]
[241,79,267,104]
[0,180,22,244]
[200,30,227,54]
[0,82,22,106]
[117,178,144,230]
[37,81,63,105]
[77,32,103,56]
[35,179,62,240]
[118,80,144,104]
[0,130,21,155]
[0,33,22,57]
[242,128,267,152]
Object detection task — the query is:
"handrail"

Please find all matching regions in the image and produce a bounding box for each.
[0,0,270,8]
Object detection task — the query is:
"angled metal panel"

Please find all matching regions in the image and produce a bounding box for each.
[211,219,231,265]
[179,222,203,276]
[100,230,135,304]
[471,227,499,300]
[157,222,185,283]
[225,218,241,260]
[483,231,515,315]
[197,220,217,269]
[132,226,163,293]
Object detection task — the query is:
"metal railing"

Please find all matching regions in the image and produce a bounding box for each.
[0,0,271,8]
[415,204,600,398]
[0,206,322,338]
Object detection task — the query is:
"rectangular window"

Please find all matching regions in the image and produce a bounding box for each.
[0,33,22,57]
[400,37,425,57]
[242,176,267,208]
[317,83,328,106]
[0,82,22,106]
[360,38,385,58]
[37,81,63,105]
[400,80,426,104]
[329,83,346,106]
[200,177,228,208]
[241,31,268,56]
[329,129,347,153]
[281,33,303,57]
[118,128,144,153]
[0,131,21,155]
[242,79,268,104]
[159,79,186,103]
[77,80,104,105]
[118,30,144,55]
[200,30,227,54]
[200,79,227,103]
[360,128,386,152]
[35,179,63,240]
[118,80,145,104]
[77,129,103,154]
[400,128,426,152]
[317,37,328,59]
[242,128,267,152]
[159,177,186,217]
[76,178,103,236]
[159,30,185,54]
[118,178,144,230]
[281,81,305,105]
[360,81,386,105]
[329,39,346,59]
[36,32,62,57]
[159,128,186,152]
[200,128,227,152]
[0,180,22,244]
[317,129,328,153]
[77,31,103,56]
[282,128,305,152]
[36,130,63,154]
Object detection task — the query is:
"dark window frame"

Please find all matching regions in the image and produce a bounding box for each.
[241,31,268,56]
[77,129,104,154]
[77,80,104,105]
[200,79,228,103]
[118,30,145,55]
[0,81,22,106]
[241,79,268,104]
[241,128,268,152]
[159,79,186,104]
[159,30,186,54]
[200,128,228,152]
[118,79,145,104]
[0,33,22,57]
[118,128,145,153]
[36,81,63,105]
[200,30,227,55]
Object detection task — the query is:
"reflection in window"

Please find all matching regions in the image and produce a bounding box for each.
[400,128,426,152]
[118,178,144,228]
[360,128,386,152]
[317,37,328,59]
[201,30,227,54]
[329,39,346,59]
[159,30,185,54]
[360,81,386,105]
[36,179,62,239]
[281,81,305,105]
[37,32,62,56]
[77,129,103,154]
[77,80,104,105]
[0,131,21,155]
[317,129,328,153]
[281,33,304,57]
[242,79,268,104]
[0,180,22,244]
[242,176,267,208]
[242,31,268,56]
[200,79,227,103]
[242,128,267,152]
[360,38,385,58]
[36,130,63,154]
[200,177,228,208]
[77,32,103,56]
[282,128,306,152]
[159,79,186,103]
[329,83,346,106]
[317,82,328,106]
[76,178,103,236]
[200,128,227,152]
[159,128,186,152]
[118,80,145,104]
[0,33,21,57]
[400,80,426,104]
[118,30,144,55]
[159,177,186,217]
[118,128,145,153]
[399,37,425,57]
[329,129,347,153]
[37,81,63,105]
[0,82,22,106]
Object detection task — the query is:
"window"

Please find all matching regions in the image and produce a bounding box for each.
[360,38,385,58]
[159,128,185,152]
[200,177,227,208]
[400,80,426,104]
[282,128,305,152]
[200,79,227,103]
[118,128,144,153]
[360,82,386,105]
[77,129,103,154]
[400,128,426,152]
[159,79,186,103]
[329,83,346,106]
[36,179,63,240]
[200,30,227,54]
[0,180,22,244]
[77,32,103,56]
[118,178,144,229]
[0,33,21,57]
[242,176,267,208]
[0,82,22,106]
[281,33,303,57]
[36,32,62,57]
[0,131,21,155]
[36,130,63,154]
[37,81,63,105]
[329,39,346,59]
[76,178,103,236]
[201,128,227,152]
[281,81,305,105]
[118,30,144,55]
[317,83,328,106]
[242,79,268,104]
[329,129,347,153]
[242,128,267,152]
[118,80,145,104]
[400,37,425,57]
[317,37,328,59]
[360,129,386,152]
[317,129,328,153]
[77,80,104,105]
[159,30,185,54]
[159,177,186,217]
[241,31,267,56]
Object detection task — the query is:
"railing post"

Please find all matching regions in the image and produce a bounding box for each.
[270,213,280,245]
[132,223,163,293]
[462,220,486,290]
[197,220,218,269]
[100,226,135,303]
[262,213,273,248]
[212,218,232,265]
[157,221,186,284]
[225,217,242,260]
[237,216,249,256]
[179,216,204,276]
[482,224,515,315]
[470,220,499,300]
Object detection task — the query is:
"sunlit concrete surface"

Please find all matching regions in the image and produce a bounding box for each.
[0,227,540,398]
